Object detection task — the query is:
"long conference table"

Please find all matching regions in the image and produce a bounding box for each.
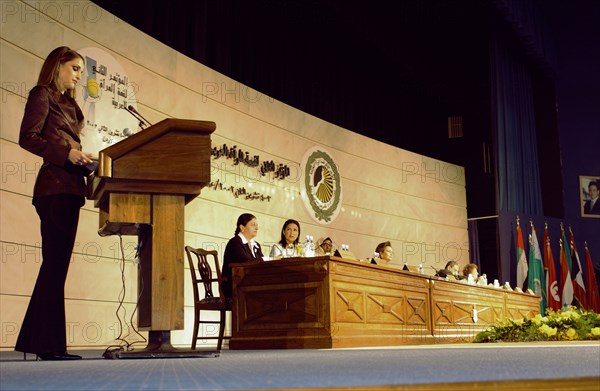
[229,256,540,349]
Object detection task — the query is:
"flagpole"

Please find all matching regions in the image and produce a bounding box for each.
[515,215,528,291]
[543,222,560,311]
[559,237,574,310]
[569,225,587,309]
[528,220,545,314]
[583,241,600,312]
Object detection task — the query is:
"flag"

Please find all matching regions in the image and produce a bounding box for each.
[516,218,528,290]
[569,228,586,308]
[528,223,545,314]
[584,243,600,312]
[561,224,573,272]
[543,224,561,311]
[559,238,574,309]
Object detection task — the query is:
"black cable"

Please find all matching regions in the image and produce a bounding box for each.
[102,232,148,355]
[103,233,128,356]
[124,253,147,350]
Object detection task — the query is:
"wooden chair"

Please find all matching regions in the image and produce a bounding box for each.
[184,246,232,350]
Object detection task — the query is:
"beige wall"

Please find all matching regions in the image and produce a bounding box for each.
[0,1,468,350]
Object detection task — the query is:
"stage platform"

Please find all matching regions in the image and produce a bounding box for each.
[1,342,598,390]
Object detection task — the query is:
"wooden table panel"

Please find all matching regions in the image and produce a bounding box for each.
[230,257,540,349]
[231,258,332,349]
[505,289,541,320]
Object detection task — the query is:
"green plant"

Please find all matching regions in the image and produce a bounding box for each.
[474,307,600,343]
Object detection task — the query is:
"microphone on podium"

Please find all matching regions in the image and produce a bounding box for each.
[128,105,153,128]
[122,128,133,137]
[123,106,147,129]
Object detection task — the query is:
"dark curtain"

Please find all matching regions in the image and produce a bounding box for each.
[490,25,543,215]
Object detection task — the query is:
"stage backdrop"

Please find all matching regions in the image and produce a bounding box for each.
[0,1,467,350]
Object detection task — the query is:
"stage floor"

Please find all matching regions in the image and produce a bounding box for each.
[1,342,599,391]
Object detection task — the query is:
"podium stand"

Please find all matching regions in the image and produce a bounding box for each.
[89,118,217,358]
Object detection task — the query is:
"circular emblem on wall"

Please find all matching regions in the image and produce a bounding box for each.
[301,147,342,224]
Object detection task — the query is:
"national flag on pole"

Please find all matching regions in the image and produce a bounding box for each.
[516,218,528,290]
[528,223,545,314]
[543,224,561,311]
[559,238,574,309]
[561,224,573,272]
[569,227,586,308]
[584,243,600,312]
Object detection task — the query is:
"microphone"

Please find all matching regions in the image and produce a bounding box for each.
[123,106,147,129]
[122,128,133,137]
[128,105,152,127]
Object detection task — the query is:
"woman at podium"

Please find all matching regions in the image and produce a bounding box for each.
[15,47,94,361]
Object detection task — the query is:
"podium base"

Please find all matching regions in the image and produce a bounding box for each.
[103,330,220,359]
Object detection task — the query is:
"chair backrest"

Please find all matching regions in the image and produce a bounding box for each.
[184,246,225,302]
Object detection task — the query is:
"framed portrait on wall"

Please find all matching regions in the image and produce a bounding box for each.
[580,176,600,218]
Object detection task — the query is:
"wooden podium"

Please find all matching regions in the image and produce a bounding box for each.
[88,118,216,358]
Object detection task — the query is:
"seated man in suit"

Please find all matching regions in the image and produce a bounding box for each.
[435,261,466,280]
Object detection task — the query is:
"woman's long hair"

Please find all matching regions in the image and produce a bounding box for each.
[37,46,85,99]
[278,219,301,246]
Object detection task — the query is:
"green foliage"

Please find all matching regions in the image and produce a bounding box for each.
[474,307,600,343]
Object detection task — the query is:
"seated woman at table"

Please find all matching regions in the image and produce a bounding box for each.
[269,219,302,258]
[463,263,479,280]
[315,236,334,256]
[222,213,264,298]
[371,241,393,265]
[435,261,466,280]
